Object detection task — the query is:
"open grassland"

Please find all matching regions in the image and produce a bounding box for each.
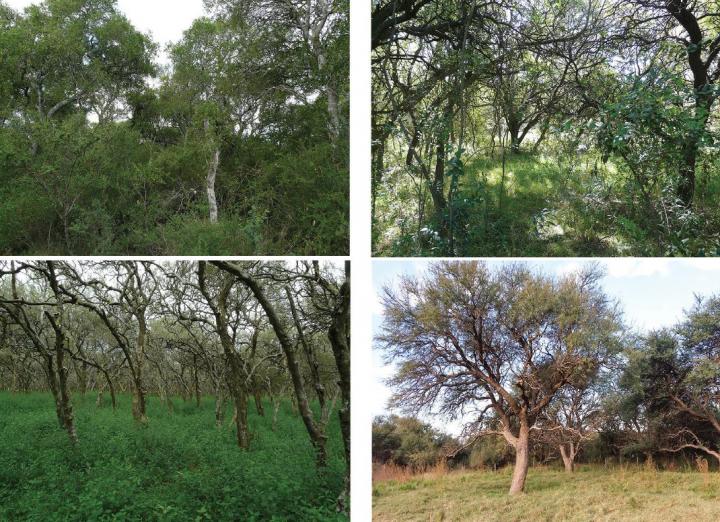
[0,392,347,521]
[373,464,720,521]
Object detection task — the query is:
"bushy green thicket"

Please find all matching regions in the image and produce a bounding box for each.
[0,393,347,521]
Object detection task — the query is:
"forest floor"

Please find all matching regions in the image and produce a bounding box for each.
[376,152,627,257]
[0,392,347,521]
[372,464,720,521]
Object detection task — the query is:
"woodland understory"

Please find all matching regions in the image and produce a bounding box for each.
[0,260,350,518]
[0,0,349,255]
[373,0,720,257]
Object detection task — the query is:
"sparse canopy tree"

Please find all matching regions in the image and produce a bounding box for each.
[378,261,623,494]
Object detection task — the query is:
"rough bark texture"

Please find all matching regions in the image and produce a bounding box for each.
[197,263,250,449]
[207,148,220,224]
[212,261,328,467]
[215,387,226,428]
[328,262,351,512]
[507,424,530,495]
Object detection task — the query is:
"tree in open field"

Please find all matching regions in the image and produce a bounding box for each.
[377,261,623,494]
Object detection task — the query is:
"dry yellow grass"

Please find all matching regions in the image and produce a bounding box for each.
[372,464,720,521]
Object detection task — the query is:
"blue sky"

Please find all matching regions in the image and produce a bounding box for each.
[371,258,720,432]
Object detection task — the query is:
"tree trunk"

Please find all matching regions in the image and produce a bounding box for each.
[234,387,250,449]
[207,148,220,224]
[327,84,341,143]
[104,370,117,411]
[253,389,265,416]
[507,117,522,154]
[430,138,447,216]
[215,388,226,428]
[508,425,530,495]
[679,140,698,206]
[272,397,281,432]
[559,443,575,473]
[328,264,351,471]
[328,263,351,513]
[214,262,329,467]
[193,354,201,408]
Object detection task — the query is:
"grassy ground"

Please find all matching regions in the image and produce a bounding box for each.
[373,465,720,521]
[0,392,347,521]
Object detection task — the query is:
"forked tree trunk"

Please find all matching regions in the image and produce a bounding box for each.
[559,443,576,473]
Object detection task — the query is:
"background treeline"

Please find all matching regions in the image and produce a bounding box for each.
[0,260,350,513]
[372,0,720,256]
[0,0,349,255]
[376,261,720,495]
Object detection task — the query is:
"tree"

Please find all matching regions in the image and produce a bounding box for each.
[0,261,78,443]
[377,261,623,494]
[211,261,346,470]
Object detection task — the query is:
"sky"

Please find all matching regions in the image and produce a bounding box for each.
[371,258,720,435]
[5,0,207,65]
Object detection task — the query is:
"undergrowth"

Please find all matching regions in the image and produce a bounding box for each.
[0,392,347,521]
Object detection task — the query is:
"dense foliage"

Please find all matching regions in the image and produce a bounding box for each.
[0,393,347,521]
[0,0,349,255]
[372,0,720,256]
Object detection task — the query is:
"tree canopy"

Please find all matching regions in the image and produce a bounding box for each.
[0,0,349,255]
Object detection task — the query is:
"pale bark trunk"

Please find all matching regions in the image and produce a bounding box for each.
[559,443,575,473]
[508,424,530,495]
[207,149,220,224]
[327,84,340,143]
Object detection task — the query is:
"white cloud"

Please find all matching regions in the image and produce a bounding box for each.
[681,259,720,272]
[603,259,671,278]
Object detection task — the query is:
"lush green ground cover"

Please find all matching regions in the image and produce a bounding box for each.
[375,152,720,257]
[373,465,720,521]
[0,392,347,521]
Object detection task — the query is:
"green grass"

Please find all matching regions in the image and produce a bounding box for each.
[372,465,720,521]
[375,150,720,257]
[0,392,347,521]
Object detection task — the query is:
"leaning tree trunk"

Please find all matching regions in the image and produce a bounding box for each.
[507,423,530,495]
[216,262,329,467]
[328,265,351,513]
